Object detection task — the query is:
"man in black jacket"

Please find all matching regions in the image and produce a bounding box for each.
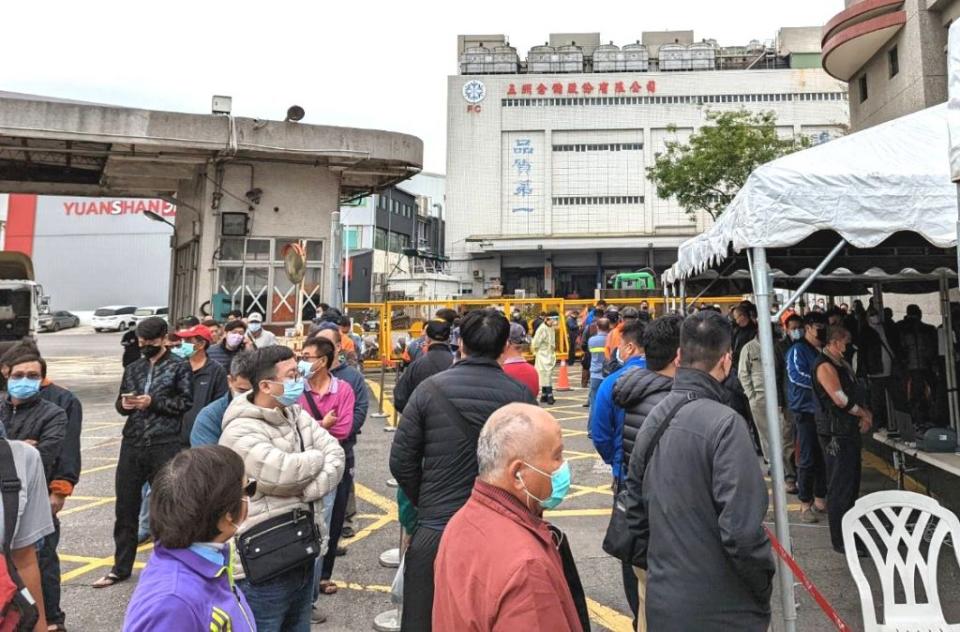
[393,319,455,413]
[610,314,681,630]
[389,308,537,632]
[170,324,228,446]
[624,311,774,631]
[0,353,67,479]
[94,316,193,588]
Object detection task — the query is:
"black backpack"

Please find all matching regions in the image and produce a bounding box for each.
[0,440,40,631]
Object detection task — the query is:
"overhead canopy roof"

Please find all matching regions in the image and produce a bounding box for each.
[664,103,957,292]
[0,92,422,200]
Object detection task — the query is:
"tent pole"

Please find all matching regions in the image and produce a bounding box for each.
[940,273,959,432]
[679,280,687,315]
[752,247,798,632]
[774,239,846,321]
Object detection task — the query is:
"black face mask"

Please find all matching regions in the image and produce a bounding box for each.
[141,345,163,359]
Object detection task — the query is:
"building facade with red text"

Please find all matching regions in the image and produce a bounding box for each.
[446,29,850,298]
[0,194,174,311]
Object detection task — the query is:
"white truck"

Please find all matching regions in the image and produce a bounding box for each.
[0,252,48,354]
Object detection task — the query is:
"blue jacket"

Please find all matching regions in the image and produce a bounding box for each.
[190,393,231,446]
[122,544,255,632]
[786,339,819,414]
[589,355,646,480]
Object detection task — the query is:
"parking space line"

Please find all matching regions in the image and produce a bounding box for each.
[81,439,121,452]
[586,597,635,632]
[60,543,153,583]
[545,508,612,518]
[365,379,396,419]
[80,463,117,475]
[59,497,116,516]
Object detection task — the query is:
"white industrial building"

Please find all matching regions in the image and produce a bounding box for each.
[446,29,850,298]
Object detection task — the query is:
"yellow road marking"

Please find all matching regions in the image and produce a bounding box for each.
[355,482,398,514]
[80,463,117,475]
[60,542,154,583]
[59,497,116,516]
[566,484,613,500]
[544,508,612,518]
[586,598,636,632]
[561,429,589,438]
[366,379,397,426]
[862,450,927,493]
[81,439,121,452]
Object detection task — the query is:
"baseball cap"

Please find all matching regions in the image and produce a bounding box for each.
[248,312,263,323]
[174,324,213,343]
[425,319,452,342]
[509,323,529,345]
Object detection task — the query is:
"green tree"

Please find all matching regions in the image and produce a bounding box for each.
[646,110,809,219]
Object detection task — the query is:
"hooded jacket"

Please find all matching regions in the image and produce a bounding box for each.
[219,394,345,547]
[623,368,774,631]
[0,394,67,481]
[613,367,673,465]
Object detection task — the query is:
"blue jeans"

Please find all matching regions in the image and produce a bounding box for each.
[588,377,603,407]
[239,562,315,632]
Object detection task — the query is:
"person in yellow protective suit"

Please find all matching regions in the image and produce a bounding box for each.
[531,311,559,404]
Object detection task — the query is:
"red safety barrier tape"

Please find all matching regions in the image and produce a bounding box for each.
[763,525,853,631]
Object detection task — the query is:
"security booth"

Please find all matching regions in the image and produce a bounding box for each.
[664,102,959,632]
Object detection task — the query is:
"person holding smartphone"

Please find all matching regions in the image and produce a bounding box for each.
[94,317,193,589]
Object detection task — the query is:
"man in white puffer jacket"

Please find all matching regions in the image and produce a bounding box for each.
[220,345,345,632]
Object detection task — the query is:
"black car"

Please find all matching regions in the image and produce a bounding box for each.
[39,310,80,332]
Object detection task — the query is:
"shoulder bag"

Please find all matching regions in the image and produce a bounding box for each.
[601,393,696,565]
[235,422,322,585]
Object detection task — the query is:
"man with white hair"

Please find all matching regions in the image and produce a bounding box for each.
[432,403,588,632]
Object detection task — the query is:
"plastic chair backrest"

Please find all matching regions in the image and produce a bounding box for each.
[841,490,960,631]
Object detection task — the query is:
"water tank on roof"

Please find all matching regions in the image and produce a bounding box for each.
[623,42,649,71]
[594,42,622,72]
[492,45,519,73]
[557,44,584,73]
[659,43,689,71]
[689,42,716,71]
[460,45,492,74]
[748,39,764,52]
[528,44,556,73]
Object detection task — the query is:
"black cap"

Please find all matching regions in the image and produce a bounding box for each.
[425,319,452,342]
[622,306,640,320]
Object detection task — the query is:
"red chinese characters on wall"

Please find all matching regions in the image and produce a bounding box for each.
[506,79,658,98]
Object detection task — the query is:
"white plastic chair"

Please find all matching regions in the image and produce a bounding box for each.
[842,490,960,631]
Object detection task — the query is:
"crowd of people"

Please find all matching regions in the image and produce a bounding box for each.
[0,294,938,631]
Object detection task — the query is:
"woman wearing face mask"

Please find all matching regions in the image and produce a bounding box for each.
[122,445,258,631]
[219,345,345,632]
[209,320,249,369]
[812,325,873,554]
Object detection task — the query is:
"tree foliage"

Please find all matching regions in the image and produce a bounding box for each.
[646,110,809,219]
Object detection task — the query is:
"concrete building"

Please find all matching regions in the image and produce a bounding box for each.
[0,193,173,311]
[339,172,451,302]
[821,0,959,131]
[447,30,849,298]
[0,91,422,326]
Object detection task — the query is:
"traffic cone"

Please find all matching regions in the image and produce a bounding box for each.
[556,360,571,391]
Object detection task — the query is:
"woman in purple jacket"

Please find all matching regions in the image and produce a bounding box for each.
[122,445,257,632]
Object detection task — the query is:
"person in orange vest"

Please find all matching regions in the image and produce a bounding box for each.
[605,307,641,361]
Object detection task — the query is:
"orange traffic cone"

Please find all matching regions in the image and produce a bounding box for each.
[556,360,571,391]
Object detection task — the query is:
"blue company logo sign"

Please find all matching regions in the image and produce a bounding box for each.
[462,80,486,104]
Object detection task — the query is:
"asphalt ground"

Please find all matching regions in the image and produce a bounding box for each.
[35,329,960,631]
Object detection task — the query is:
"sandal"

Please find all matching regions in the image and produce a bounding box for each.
[318,579,338,595]
[47,625,67,632]
[92,572,127,588]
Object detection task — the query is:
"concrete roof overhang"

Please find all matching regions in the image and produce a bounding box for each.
[821,0,906,81]
[0,92,423,200]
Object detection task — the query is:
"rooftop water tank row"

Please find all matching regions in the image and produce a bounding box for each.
[594,42,649,72]
[527,43,585,73]
[459,44,520,74]
[660,42,717,71]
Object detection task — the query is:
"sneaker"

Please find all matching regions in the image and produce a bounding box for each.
[800,507,819,524]
[341,525,355,539]
[813,501,828,514]
[311,606,327,624]
[785,481,798,495]
[335,545,347,557]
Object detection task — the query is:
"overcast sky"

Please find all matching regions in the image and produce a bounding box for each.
[3,1,839,172]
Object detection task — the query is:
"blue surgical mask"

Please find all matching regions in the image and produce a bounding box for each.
[517,460,571,510]
[790,329,802,341]
[171,342,196,359]
[298,360,317,379]
[7,378,41,400]
[248,322,262,333]
[271,377,304,407]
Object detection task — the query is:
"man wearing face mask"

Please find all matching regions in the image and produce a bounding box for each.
[208,319,248,369]
[624,311,774,631]
[432,403,589,632]
[786,311,829,524]
[531,311,559,404]
[94,316,194,589]
[219,345,345,632]
[244,312,277,349]
[776,314,803,493]
[190,351,257,446]
[171,324,228,447]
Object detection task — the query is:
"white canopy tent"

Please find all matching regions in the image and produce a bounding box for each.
[661,26,960,630]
